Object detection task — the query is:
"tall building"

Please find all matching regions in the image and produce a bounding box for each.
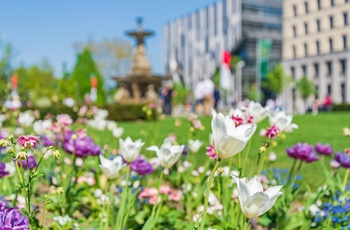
[282,0,350,113]
[163,0,282,99]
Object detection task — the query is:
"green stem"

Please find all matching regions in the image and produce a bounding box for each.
[199,160,221,230]
[342,169,349,192]
[287,159,297,184]
[242,139,253,177]
[116,164,131,230]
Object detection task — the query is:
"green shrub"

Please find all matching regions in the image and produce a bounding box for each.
[332,103,350,111]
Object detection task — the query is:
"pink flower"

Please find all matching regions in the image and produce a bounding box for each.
[168,133,176,143]
[17,135,40,149]
[56,114,73,127]
[51,123,61,133]
[193,120,203,129]
[160,184,171,194]
[169,189,182,202]
[265,125,280,139]
[245,114,254,124]
[206,144,218,160]
[231,115,243,127]
[76,129,87,139]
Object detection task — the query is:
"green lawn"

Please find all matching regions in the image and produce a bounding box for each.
[88,111,350,189]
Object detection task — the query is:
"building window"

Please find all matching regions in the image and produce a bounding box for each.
[327,84,332,94]
[293,26,297,37]
[329,16,334,28]
[316,40,320,54]
[305,2,309,13]
[329,38,333,52]
[304,43,308,56]
[302,65,307,75]
[317,19,321,32]
[291,66,295,79]
[343,35,348,49]
[340,59,347,74]
[341,83,346,103]
[293,45,296,58]
[304,23,308,34]
[344,12,348,25]
[314,63,319,78]
[317,0,321,10]
[326,61,332,76]
[331,0,335,6]
[293,5,297,16]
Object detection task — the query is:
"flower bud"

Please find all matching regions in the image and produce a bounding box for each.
[259,146,266,154]
[0,139,10,147]
[52,150,61,159]
[16,151,28,160]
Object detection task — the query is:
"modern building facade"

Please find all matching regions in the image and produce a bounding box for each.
[163,0,282,98]
[282,0,350,113]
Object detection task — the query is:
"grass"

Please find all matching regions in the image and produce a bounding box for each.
[87,111,350,190]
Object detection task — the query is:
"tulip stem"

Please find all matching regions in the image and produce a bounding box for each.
[116,164,130,230]
[199,160,221,230]
[147,168,164,229]
[342,169,349,192]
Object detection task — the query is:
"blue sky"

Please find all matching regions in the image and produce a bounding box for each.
[0,0,214,78]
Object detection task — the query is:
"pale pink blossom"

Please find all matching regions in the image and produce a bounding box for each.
[160,184,171,194]
[169,190,182,201]
[57,114,73,127]
[17,135,40,149]
[266,125,280,139]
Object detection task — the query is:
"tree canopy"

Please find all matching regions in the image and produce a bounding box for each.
[263,63,291,97]
[296,75,315,101]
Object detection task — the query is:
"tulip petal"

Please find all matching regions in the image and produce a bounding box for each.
[234,177,250,204]
[243,192,269,218]
[217,135,246,159]
[258,189,283,217]
[246,177,264,194]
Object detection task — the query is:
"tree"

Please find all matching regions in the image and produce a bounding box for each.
[296,75,315,113]
[0,39,14,101]
[262,63,291,98]
[14,59,56,103]
[74,37,132,87]
[71,48,106,104]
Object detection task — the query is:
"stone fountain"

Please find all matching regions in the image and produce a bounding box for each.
[114,18,169,104]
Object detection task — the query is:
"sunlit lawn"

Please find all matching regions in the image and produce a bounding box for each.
[88,111,350,190]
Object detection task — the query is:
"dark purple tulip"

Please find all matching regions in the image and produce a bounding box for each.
[0,162,9,178]
[286,142,319,163]
[315,143,333,156]
[63,131,101,158]
[17,156,37,170]
[42,135,56,147]
[334,152,350,168]
[0,201,29,229]
[130,155,154,176]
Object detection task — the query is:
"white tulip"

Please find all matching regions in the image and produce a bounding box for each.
[246,101,269,123]
[147,138,184,168]
[33,119,52,135]
[112,127,124,138]
[233,176,283,218]
[106,120,117,131]
[269,111,298,132]
[188,139,203,153]
[211,109,256,159]
[18,111,35,127]
[119,137,145,163]
[99,155,125,179]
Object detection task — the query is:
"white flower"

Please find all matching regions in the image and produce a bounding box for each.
[188,139,203,153]
[233,176,283,218]
[5,162,16,176]
[53,215,72,226]
[246,101,269,123]
[112,127,124,138]
[87,118,107,130]
[147,138,184,168]
[269,111,298,132]
[94,109,109,120]
[18,111,35,127]
[119,137,144,163]
[33,119,52,135]
[0,114,6,127]
[99,155,125,179]
[211,109,256,159]
[106,120,117,131]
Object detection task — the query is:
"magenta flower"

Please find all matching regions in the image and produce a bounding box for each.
[231,115,243,127]
[265,125,280,139]
[286,142,319,163]
[17,156,37,170]
[63,131,101,158]
[56,114,73,127]
[17,135,40,149]
[130,155,154,176]
[206,144,218,160]
[0,201,29,229]
[0,162,9,178]
[334,152,350,168]
[314,143,333,156]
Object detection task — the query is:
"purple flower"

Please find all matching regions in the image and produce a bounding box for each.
[334,152,350,168]
[17,156,37,170]
[63,131,101,158]
[130,155,154,176]
[0,162,9,178]
[0,201,29,229]
[286,142,319,163]
[314,143,333,156]
[42,135,56,147]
